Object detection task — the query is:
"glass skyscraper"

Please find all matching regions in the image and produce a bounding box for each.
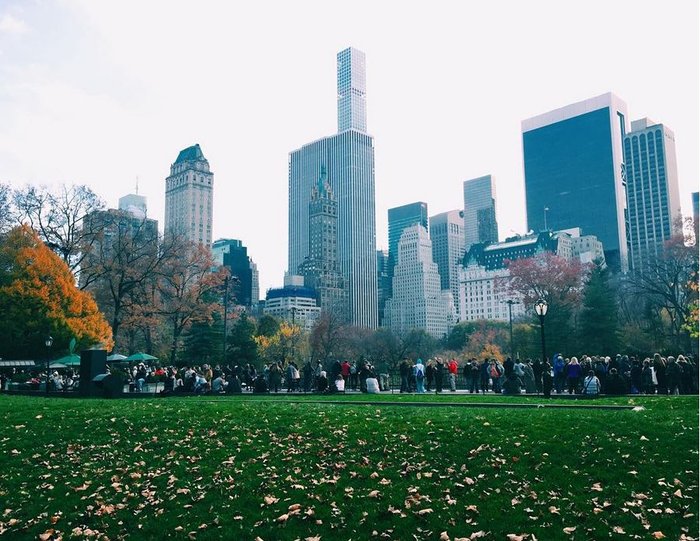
[463,175,498,252]
[288,47,377,328]
[624,118,681,273]
[522,93,629,272]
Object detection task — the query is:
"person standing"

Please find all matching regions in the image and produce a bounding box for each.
[566,357,582,394]
[582,370,601,397]
[435,358,445,393]
[425,360,435,392]
[448,358,458,392]
[399,360,410,393]
[542,360,553,398]
[414,358,426,393]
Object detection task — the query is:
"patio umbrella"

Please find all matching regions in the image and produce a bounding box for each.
[50,353,81,367]
[125,352,158,362]
[106,353,128,362]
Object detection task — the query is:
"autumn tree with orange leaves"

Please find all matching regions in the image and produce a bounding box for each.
[0,225,113,359]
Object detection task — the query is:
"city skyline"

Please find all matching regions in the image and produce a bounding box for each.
[0,1,697,294]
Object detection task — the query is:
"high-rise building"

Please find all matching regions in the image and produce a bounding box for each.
[337,47,367,133]
[388,202,429,272]
[383,225,455,339]
[376,249,391,323]
[288,47,377,328]
[522,93,629,271]
[212,239,258,308]
[165,144,213,246]
[463,175,498,252]
[430,209,465,312]
[263,274,321,331]
[297,166,347,317]
[118,193,147,219]
[624,118,682,273]
[693,192,699,244]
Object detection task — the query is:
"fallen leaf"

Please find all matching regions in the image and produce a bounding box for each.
[563,526,576,534]
[506,535,524,541]
[612,526,625,534]
[416,508,434,515]
[652,533,665,539]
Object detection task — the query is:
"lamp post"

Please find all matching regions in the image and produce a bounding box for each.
[45,335,53,396]
[543,207,549,231]
[534,298,548,367]
[222,276,229,365]
[502,299,520,359]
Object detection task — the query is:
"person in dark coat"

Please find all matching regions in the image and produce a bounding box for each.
[434,359,444,393]
[542,360,553,398]
[425,361,435,392]
[605,368,627,395]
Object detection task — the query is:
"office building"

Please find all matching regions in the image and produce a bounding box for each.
[388,202,429,274]
[297,166,347,317]
[463,175,498,252]
[693,192,699,244]
[376,249,391,323]
[212,239,258,308]
[118,193,147,219]
[430,209,465,313]
[288,47,377,328]
[165,144,213,245]
[383,225,455,338]
[522,93,629,271]
[263,274,321,331]
[624,118,682,272]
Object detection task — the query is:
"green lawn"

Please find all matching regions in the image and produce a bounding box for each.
[0,395,697,540]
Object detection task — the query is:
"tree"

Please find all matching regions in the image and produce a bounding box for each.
[578,264,620,355]
[0,225,113,359]
[157,242,227,364]
[505,253,589,356]
[255,321,303,366]
[627,232,698,352]
[257,314,280,337]
[13,184,105,275]
[182,313,224,366]
[82,211,171,351]
[309,309,346,363]
[226,313,258,366]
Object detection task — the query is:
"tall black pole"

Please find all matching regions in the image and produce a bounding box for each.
[46,355,50,397]
[508,301,514,359]
[538,314,547,365]
[222,276,229,364]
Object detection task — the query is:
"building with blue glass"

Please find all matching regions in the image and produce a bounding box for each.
[288,47,377,328]
[463,175,498,252]
[624,118,682,273]
[522,93,629,272]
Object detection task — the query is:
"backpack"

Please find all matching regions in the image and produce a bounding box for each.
[416,366,424,378]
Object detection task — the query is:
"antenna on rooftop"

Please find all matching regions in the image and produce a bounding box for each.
[135,176,139,195]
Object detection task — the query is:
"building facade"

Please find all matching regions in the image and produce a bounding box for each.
[624,118,682,273]
[376,249,391,324]
[457,264,524,323]
[383,225,455,338]
[430,209,465,314]
[263,275,320,331]
[165,144,213,246]
[522,93,629,272]
[288,47,377,328]
[463,175,498,252]
[297,166,347,317]
[212,239,259,308]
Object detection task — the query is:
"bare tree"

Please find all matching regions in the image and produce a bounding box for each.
[13,184,105,276]
[0,182,12,233]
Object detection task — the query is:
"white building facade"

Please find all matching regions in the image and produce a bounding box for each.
[430,209,465,315]
[384,225,455,338]
[165,144,213,245]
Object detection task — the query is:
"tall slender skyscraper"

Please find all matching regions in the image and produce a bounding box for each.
[463,175,498,252]
[165,144,213,245]
[624,118,682,273]
[430,209,465,312]
[289,47,377,328]
[522,93,629,271]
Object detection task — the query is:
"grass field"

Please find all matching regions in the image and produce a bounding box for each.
[0,394,697,540]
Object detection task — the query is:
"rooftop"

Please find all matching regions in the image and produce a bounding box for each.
[174,144,205,164]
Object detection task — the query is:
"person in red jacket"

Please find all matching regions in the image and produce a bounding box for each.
[340,360,351,385]
[447,358,458,392]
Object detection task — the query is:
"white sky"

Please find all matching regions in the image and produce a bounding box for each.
[1,0,698,294]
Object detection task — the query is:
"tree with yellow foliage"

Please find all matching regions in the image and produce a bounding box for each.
[0,225,113,359]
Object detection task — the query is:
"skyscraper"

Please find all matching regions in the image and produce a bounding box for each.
[297,166,347,317]
[165,144,213,245]
[383,225,455,338]
[463,175,498,252]
[212,239,258,308]
[693,192,699,244]
[624,118,682,273]
[430,209,465,313]
[288,47,377,328]
[522,93,629,271]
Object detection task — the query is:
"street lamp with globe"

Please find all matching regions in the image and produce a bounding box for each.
[534,299,548,367]
[45,335,53,396]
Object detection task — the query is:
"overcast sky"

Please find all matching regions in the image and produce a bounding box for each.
[1,0,698,294]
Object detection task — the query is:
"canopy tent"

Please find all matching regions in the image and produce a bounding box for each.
[106,353,128,362]
[125,352,158,362]
[49,362,68,369]
[0,360,36,368]
[50,354,81,367]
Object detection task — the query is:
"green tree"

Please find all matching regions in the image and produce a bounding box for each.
[227,313,258,366]
[182,314,224,366]
[578,264,620,355]
[256,314,280,337]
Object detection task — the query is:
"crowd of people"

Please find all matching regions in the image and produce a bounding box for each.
[2,352,696,398]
